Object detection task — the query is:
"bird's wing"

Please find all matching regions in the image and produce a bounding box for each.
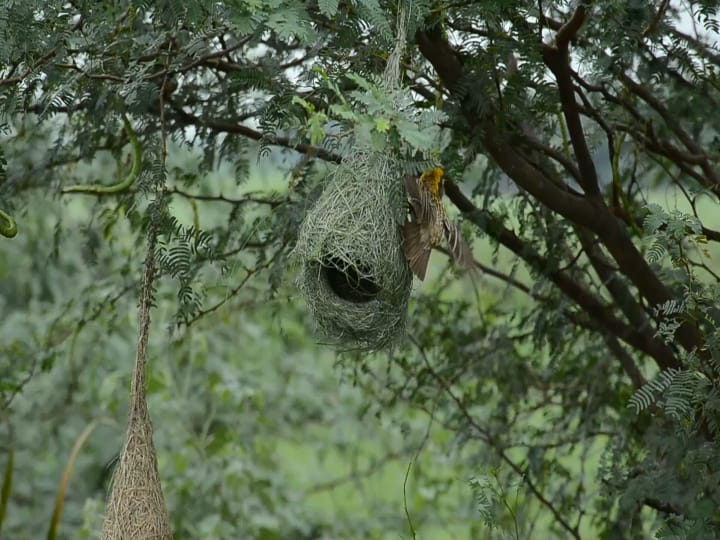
[404,175,435,223]
[402,221,432,281]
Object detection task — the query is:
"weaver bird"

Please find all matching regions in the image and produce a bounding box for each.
[402,167,474,281]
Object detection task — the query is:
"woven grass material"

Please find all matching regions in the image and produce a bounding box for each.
[295,150,412,350]
[102,233,172,540]
[294,9,415,351]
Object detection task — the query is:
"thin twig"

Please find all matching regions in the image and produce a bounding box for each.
[0,51,56,86]
[183,256,276,327]
[168,103,341,163]
[413,342,582,540]
[167,187,283,207]
[643,0,670,38]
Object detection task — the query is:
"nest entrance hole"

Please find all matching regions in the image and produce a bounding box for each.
[321,255,381,303]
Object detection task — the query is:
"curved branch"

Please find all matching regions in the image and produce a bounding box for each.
[542,46,600,196]
[183,254,277,327]
[619,73,720,188]
[62,114,142,195]
[0,209,17,238]
[553,3,590,49]
[415,345,582,539]
[168,187,283,207]
[575,228,676,369]
[0,51,56,87]
[415,26,603,231]
[642,0,670,39]
[541,4,600,196]
[417,23,703,361]
[168,103,342,164]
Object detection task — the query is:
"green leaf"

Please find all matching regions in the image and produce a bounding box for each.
[396,118,436,151]
[329,103,358,121]
[266,8,311,41]
[318,0,340,17]
[291,96,315,113]
[374,117,390,133]
[308,113,327,145]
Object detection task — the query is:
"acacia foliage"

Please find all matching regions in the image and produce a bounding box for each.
[2,0,720,538]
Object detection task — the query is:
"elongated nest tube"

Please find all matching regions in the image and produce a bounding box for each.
[294,150,412,350]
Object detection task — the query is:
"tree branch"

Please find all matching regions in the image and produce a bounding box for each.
[0,51,56,87]
[542,40,601,196]
[542,3,599,196]
[417,23,703,363]
[416,346,582,539]
[415,26,604,230]
[620,73,720,189]
[168,187,283,207]
[553,3,590,49]
[443,179,681,370]
[168,103,341,163]
[576,228,676,371]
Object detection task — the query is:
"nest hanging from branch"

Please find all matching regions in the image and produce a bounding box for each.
[102,194,172,539]
[293,6,424,351]
[295,150,412,350]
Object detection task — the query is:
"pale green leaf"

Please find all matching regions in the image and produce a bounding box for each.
[374,117,391,133]
[397,119,436,151]
[318,0,340,17]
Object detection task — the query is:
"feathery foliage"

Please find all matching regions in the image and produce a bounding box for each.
[3,0,720,538]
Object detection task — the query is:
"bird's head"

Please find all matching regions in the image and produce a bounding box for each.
[420,167,445,197]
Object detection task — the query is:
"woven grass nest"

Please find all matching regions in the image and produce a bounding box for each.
[294,149,413,351]
[102,235,172,540]
[102,407,172,540]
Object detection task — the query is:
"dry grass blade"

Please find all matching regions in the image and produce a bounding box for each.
[47,421,98,540]
[0,445,14,534]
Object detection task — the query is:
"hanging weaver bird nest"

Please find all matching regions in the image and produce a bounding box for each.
[102,224,172,540]
[293,6,421,350]
[102,401,173,540]
[295,150,412,350]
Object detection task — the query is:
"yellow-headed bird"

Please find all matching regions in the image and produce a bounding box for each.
[402,167,474,281]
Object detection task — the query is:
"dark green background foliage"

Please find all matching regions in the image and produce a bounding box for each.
[2,1,720,538]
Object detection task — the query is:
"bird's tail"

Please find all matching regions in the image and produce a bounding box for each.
[443,221,476,272]
[402,222,432,281]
